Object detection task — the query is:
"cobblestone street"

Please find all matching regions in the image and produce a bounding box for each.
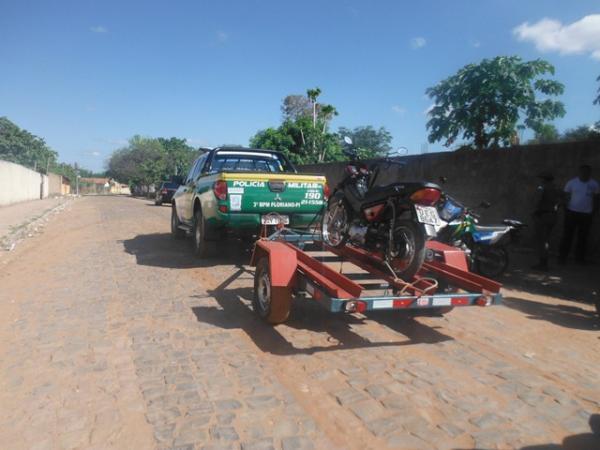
[1,196,598,449]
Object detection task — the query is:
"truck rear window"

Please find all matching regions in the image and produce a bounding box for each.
[209,152,294,173]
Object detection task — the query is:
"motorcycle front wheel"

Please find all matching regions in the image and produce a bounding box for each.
[475,245,508,278]
[322,195,349,247]
[390,220,426,281]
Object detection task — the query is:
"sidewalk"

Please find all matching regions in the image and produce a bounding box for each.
[0,197,69,241]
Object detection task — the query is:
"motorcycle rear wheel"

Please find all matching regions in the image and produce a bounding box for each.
[475,245,508,278]
[322,195,349,247]
[390,220,426,281]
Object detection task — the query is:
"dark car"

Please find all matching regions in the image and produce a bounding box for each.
[155,181,180,205]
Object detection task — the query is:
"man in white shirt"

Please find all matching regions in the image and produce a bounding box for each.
[559,165,599,264]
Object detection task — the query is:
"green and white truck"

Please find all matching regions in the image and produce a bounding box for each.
[171,147,328,256]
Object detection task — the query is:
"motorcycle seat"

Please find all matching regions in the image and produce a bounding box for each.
[474,224,511,233]
[363,182,440,205]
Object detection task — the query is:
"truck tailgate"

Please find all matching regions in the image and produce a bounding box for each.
[220,172,326,213]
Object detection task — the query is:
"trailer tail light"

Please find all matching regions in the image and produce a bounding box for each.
[345,300,366,313]
[410,188,441,206]
[451,297,469,306]
[218,205,228,213]
[213,180,228,200]
[323,182,330,201]
[393,299,413,308]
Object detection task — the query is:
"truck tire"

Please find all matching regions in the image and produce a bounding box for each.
[171,205,185,239]
[193,209,215,257]
[253,257,292,324]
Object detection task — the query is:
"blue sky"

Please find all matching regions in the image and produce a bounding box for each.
[1,0,599,172]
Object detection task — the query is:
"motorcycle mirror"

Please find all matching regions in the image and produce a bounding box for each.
[343,136,353,145]
[480,201,492,209]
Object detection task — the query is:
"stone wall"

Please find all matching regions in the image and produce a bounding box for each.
[300,141,600,257]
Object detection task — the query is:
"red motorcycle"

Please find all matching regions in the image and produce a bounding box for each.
[322,137,443,280]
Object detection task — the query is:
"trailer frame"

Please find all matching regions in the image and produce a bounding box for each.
[250,227,502,323]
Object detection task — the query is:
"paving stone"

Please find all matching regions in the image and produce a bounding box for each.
[437,422,464,438]
[385,432,429,449]
[209,425,239,441]
[349,399,387,423]
[215,399,243,411]
[281,436,315,450]
[245,395,281,410]
[333,387,367,406]
[470,412,505,429]
[241,438,275,450]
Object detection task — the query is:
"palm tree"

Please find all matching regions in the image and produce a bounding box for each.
[306,87,322,128]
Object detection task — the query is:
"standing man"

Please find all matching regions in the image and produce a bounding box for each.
[532,171,561,271]
[559,165,599,264]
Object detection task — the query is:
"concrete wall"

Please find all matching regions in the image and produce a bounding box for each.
[48,172,62,196]
[0,160,49,206]
[301,141,600,257]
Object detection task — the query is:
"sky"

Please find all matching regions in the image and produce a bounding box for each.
[1,0,599,172]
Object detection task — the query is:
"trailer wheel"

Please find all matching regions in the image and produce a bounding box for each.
[253,257,292,324]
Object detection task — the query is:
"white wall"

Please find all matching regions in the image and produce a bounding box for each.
[0,160,49,206]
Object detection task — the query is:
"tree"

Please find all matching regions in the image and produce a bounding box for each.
[561,124,600,142]
[306,87,322,128]
[529,123,560,144]
[281,95,313,121]
[337,126,393,158]
[426,56,565,150]
[0,117,58,169]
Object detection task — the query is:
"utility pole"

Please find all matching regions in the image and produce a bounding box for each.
[75,162,80,195]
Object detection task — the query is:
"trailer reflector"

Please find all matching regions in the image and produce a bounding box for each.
[373,300,394,309]
[451,297,470,306]
[476,295,492,306]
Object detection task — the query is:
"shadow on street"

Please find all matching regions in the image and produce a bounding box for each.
[503,296,599,331]
[191,265,453,356]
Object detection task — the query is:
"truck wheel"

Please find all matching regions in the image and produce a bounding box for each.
[171,205,185,239]
[253,257,292,324]
[193,209,214,257]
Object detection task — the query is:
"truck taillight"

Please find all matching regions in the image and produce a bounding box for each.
[323,182,330,200]
[161,189,168,194]
[410,188,441,206]
[213,180,228,200]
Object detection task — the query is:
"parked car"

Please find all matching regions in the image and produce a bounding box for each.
[171,147,328,257]
[155,181,180,205]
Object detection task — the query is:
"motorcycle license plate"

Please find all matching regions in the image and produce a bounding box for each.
[261,215,289,225]
[415,205,441,226]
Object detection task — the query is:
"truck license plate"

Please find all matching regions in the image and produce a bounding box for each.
[415,205,441,226]
[261,215,289,225]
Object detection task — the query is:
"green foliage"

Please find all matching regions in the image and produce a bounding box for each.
[561,123,600,142]
[107,136,198,186]
[426,56,565,150]
[250,115,343,164]
[528,123,560,144]
[251,88,345,164]
[337,126,392,158]
[0,117,58,169]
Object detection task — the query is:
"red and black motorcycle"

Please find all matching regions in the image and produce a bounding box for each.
[322,137,443,280]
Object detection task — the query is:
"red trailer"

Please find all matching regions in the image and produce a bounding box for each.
[250,228,502,324]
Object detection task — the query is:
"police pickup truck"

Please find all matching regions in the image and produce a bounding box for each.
[171,147,328,256]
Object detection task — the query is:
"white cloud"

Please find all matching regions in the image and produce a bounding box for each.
[216,31,228,43]
[391,105,406,115]
[90,26,108,33]
[91,151,101,157]
[513,14,600,60]
[410,37,426,49]
[471,39,481,48]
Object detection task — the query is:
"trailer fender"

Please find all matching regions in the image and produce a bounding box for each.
[251,240,297,288]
